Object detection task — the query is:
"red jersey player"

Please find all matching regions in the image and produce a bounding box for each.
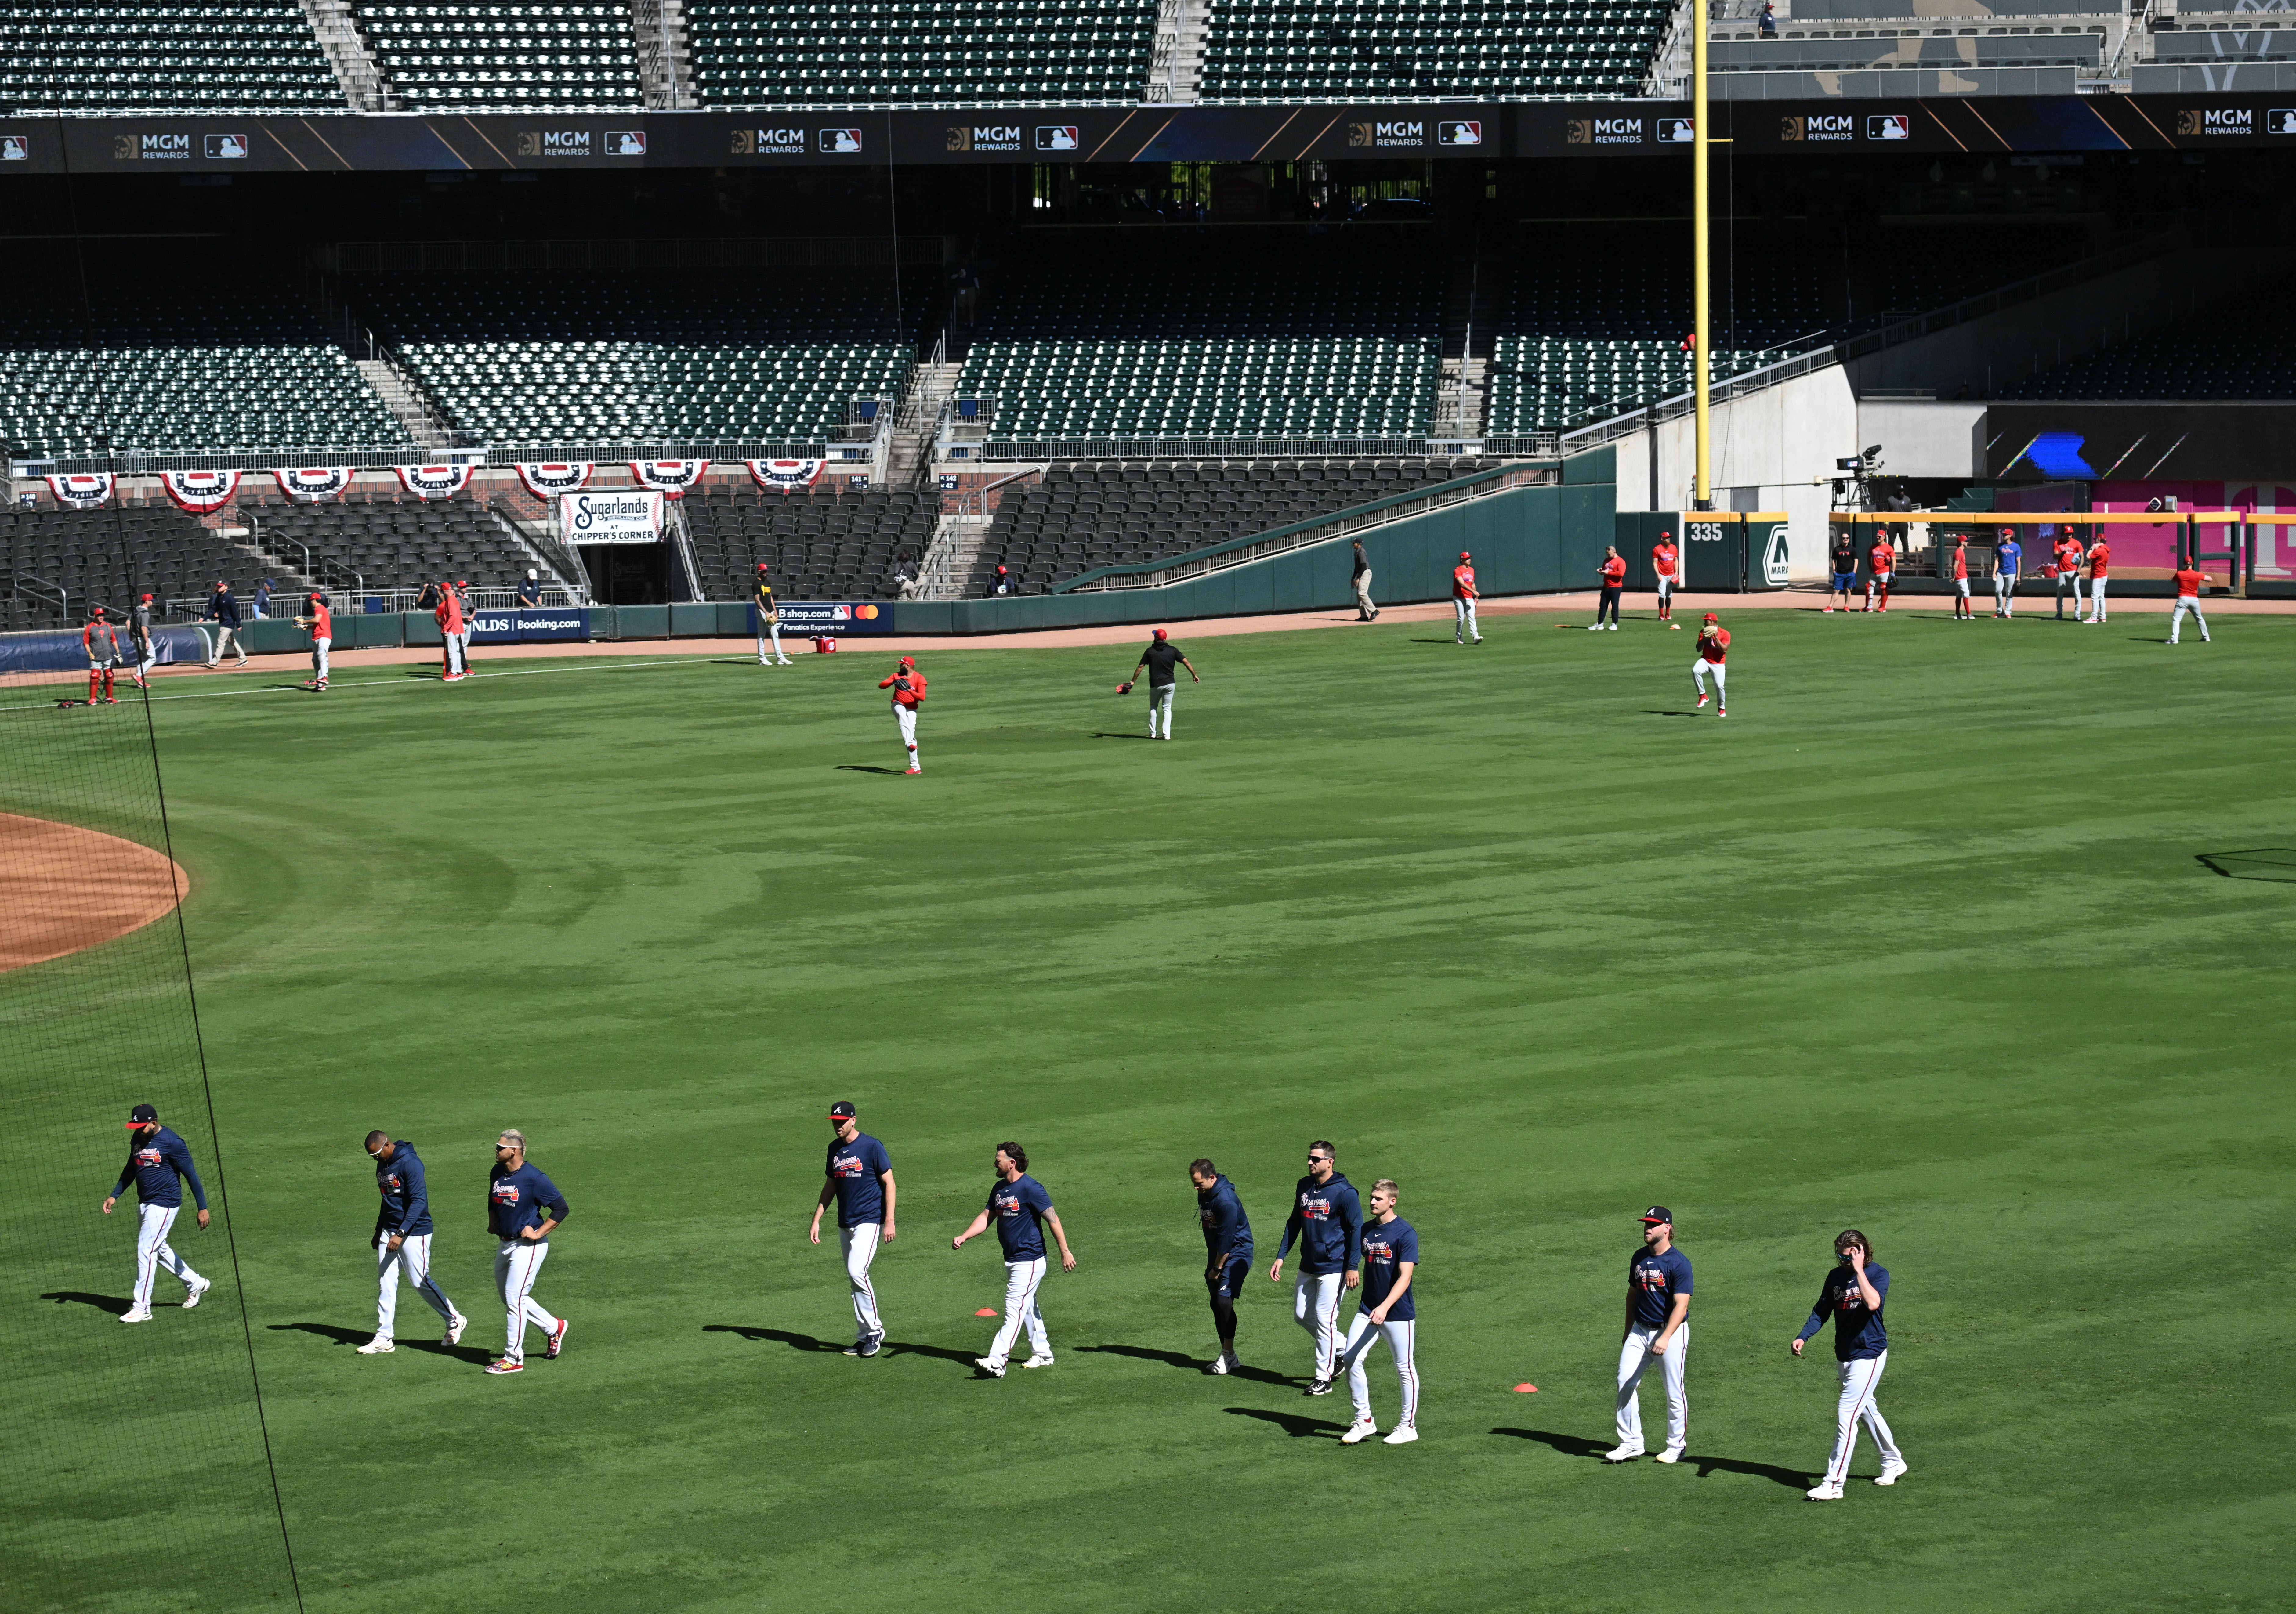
[1653,531,1681,627]
[301,591,333,691]
[2168,561,2211,645]
[879,654,928,773]
[1591,545,1626,631]
[1692,612,1729,717]
[2084,536,2110,623]
[1950,536,1972,620]
[1864,536,1895,613]
[1452,552,1481,645]
[2053,531,2087,620]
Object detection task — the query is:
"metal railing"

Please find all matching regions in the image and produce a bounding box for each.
[165,586,584,620]
[1559,345,1846,453]
[964,432,1475,464]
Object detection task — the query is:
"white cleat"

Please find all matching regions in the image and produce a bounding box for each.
[1874,1462,1908,1487]
[1021,1353,1056,1369]
[182,1279,211,1309]
[1207,1352,1234,1376]
[1603,1443,1644,1464]
[446,1313,468,1346]
[974,1357,1007,1378]
[1605,623,1617,631]
[1654,1448,1683,1464]
[357,1337,396,1354]
[1382,1425,1420,1445]
[119,1308,153,1324]
[1340,1420,1378,1445]
[1806,1482,1845,1501]
[1586,623,1602,631]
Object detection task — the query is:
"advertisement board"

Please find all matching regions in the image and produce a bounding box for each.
[766,601,894,635]
[560,490,662,544]
[469,608,593,645]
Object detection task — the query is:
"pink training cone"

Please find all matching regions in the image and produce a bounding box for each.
[1512,1383,1539,1393]
[975,1308,999,1317]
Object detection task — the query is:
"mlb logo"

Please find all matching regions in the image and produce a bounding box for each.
[607,130,646,155]
[1437,120,1481,146]
[1867,114,1910,140]
[1036,125,1078,151]
[1660,118,1694,143]
[0,135,25,161]
[204,133,249,159]
[2269,108,2296,134]
[820,128,863,153]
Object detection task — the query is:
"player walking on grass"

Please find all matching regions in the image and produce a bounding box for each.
[1865,534,1894,613]
[486,1129,568,1374]
[1352,539,1379,621]
[2168,561,2212,644]
[300,593,331,691]
[131,594,157,687]
[1653,530,1681,626]
[1949,537,1973,620]
[812,1102,895,1356]
[102,1104,210,1322]
[1607,1206,1691,1464]
[1992,528,2022,618]
[1337,1179,1419,1446]
[360,1133,467,1353]
[1452,552,1482,644]
[83,608,121,705]
[1794,1229,1903,1499]
[1692,613,1729,718]
[1190,1159,1253,1374]
[2084,535,2111,623]
[1826,532,1858,613]
[879,655,927,773]
[953,1143,1075,1377]
[755,564,792,665]
[1121,628,1199,740]
[2054,530,2086,620]
[1269,1141,1362,1395]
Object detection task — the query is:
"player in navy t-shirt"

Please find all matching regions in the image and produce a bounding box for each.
[811,1102,896,1356]
[1792,1228,1905,1498]
[1190,1158,1253,1375]
[952,1142,1076,1377]
[1608,1205,1693,1463]
[1336,1179,1420,1444]
[102,1103,211,1322]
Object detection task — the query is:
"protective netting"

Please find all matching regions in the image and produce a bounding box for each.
[0,657,301,1611]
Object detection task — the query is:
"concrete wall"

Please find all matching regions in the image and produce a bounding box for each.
[1857,399,1988,479]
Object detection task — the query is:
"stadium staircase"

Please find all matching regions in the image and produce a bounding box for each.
[632,0,697,106]
[1147,0,1211,99]
[302,0,394,108]
[355,357,453,450]
[894,359,962,485]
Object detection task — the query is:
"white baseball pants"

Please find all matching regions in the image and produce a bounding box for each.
[1955,579,1970,599]
[757,622,788,663]
[1353,570,1376,617]
[893,702,919,769]
[2087,579,2109,620]
[841,1222,884,1340]
[1616,1323,1689,1454]
[375,1233,458,1338]
[1821,1352,1901,1485]
[2170,597,2210,643]
[494,1238,559,1363]
[985,1256,1049,1367]
[1994,573,2016,613]
[311,636,330,682]
[1693,659,1727,703]
[1148,684,1174,739]
[2058,571,2084,610]
[1340,1313,1419,1429]
[1453,598,1478,641]
[134,1204,203,1312]
[1292,1270,1345,1382]
[1657,575,1675,605]
[136,641,157,680]
[445,632,469,676]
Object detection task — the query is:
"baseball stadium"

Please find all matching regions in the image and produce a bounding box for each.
[2,6,2291,1611]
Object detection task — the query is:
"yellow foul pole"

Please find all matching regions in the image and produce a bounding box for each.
[1691,0,1712,509]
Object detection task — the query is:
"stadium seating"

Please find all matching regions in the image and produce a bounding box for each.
[0,505,263,633]
[1996,307,2296,400]
[684,485,938,599]
[235,491,544,588]
[0,3,346,111]
[347,269,927,445]
[967,458,1489,593]
[1197,0,1669,100]
[688,0,1157,105]
[957,237,1442,441]
[353,3,643,106]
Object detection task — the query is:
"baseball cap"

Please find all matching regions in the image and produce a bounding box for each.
[309,591,322,602]
[90,605,106,618]
[756,561,769,570]
[141,593,153,602]
[1459,551,1472,561]
[1703,612,1718,622]
[898,655,915,667]
[1153,628,1168,641]
[828,1101,856,1121]
[127,1103,158,1128]
[1641,1205,1673,1225]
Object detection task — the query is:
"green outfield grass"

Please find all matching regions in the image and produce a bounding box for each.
[10,604,2295,1613]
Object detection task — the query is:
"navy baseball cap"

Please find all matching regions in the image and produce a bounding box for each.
[828,1102,857,1121]
[1641,1206,1673,1225]
[127,1103,158,1128]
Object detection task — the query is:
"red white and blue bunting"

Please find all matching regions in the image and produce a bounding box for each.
[273,466,353,504]
[44,472,114,509]
[516,461,593,498]
[393,463,474,501]
[630,459,707,498]
[161,468,241,513]
[747,458,824,494]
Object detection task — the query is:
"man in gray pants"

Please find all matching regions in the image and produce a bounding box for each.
[1351,539,1378,621]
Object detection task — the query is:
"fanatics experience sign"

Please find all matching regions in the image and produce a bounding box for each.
[770,602,893,635]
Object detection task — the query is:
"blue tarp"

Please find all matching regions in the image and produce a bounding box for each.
[0,625,209,676]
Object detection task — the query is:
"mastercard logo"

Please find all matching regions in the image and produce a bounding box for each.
[856,605,880,620]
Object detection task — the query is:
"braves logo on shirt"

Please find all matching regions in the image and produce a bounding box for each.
[1632,1258,1673,1293]
[992,1188,1028,1221]
[491,1182,521,1206]
[1834,1285,1869,1316]
[829,1151,870,1180]
[383,1173,403,1194]
[1298,1192,1337,1222]
[134,1147,164,1169]
[1364,1232,1401,1263]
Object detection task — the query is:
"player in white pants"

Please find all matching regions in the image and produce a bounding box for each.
[1271,1141,1364,1393]
[755,565,792,664]
[1793,1229,1905,1498]
[1338,1179,1421,1445]
[104,1104,211,1322]
[2169,562,2211,644]
[1122,630,1199,741]
[879,656,925,773]
[812,1102,895,1355]
[1609,1206,1691,1462]
[485,1129,569,1374]
[1451,552,1481,645]
[1692,613,1730,717]
[359,1135,465,1352]
[953,1142,1076,1377]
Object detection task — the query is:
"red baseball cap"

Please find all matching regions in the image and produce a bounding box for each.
[140,593,154,602]
[1153,628,1168,641]
[1703,612,1718,622]
[1459,551,1471,561]
[898,655,915,667]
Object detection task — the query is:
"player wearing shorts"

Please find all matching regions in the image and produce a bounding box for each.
[812,1101,895,1356]
[1270,1141,1363,1395]
[878,655,926,773]
[1992,528,2022,617]
[1122,629,1199,740]
[1190,1158,1252,1374]
[1608,1206,1691,1463]
[1336,1179,1419,1445]
[300,592,332,690]
[103,1104,211,1321]
[1827,533,1858,613]
[359,1133,467,1352]
[1692,612,1729,717]
[2053,531,2086,619]
[755,564,792,664]
[83,608,122,704]
[1452,552,1482,644]
[1865,536,1895,613]
[1652,531,1681,626]
[2169,562,2212,644]
[1793,1229,1904,1499]
[1591,545,1625,630]
[486,1128,569,1374]
[2084,537,2110,622]
[952,1142,1076,1377]
[1948,538,1972,620]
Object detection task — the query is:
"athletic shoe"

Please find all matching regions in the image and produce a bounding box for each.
[314,681,327,691]
[1586,624,1602,631]
[1303,1378,1335,1397]
[1021,1353,1056,1369]
[777,659,794,666]
[120,1308,153,1324]
[1206,1353,1232,1376]
[1602,1443,1644,1463]
[1382,1426,1420,1445]
[1605,623,1617,631]
[1473,636,1483,644]
[1695,694,1709,709]
[1718,708,1728,718]
[485,1359,523,1374]
[1655,1448,1682,1465]
[974,1357,1006,1378]
[1806,1482,1844,1500]
[446,1313,468,1346]
[1822,607,1833,613]
[545,1319,568,1359]
[1340,1420,1378,1445]
[859,1333,883,1358]
[904,767,921,776]
[1874,1461,1908,1486]
[182,1279,210,1309]
[104,696,118,705]
[357,1337,396,1355]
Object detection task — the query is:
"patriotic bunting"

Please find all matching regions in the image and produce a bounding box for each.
[747,459,825,494]
[161,468,241,513]
[393,463,475,500]
[630,459,708,498]
[517,462,593,498]
[43,472,114,509]
[273,466,353,503]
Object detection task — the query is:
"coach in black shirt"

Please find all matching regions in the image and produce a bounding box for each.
[1123,629,1200,741]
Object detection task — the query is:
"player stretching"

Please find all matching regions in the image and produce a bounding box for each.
[1949,536,1973,620]
[1121,628,1199,740]
[1452,551,1482,645]
[102,1104,211,1322]
[1864,533,1894,613]
[2169,559,2212,645]
[2054,529,2086,620]
[1607,1206,1691,1463]
[1692,613,1729,718]
[811,1102,895,1356]
[1793,1229,1904,1499]
[1652,530,1681,627]
[83,607,122,704]
[1190,1158,1253,1374]
[1337,1178,1420,1446]
[878,655,926,774]
[1992,527,2022,618]
[1269,1141,1363,1395]
[2084,534,2110,623]
[952,1142,1076,1377]
[1826,531,1858,613]
[359,1133,467,1353]
[300,593,332,691]
[486,1129,569,1374]
[1589,545,1625,631]
[755,563,792,665]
